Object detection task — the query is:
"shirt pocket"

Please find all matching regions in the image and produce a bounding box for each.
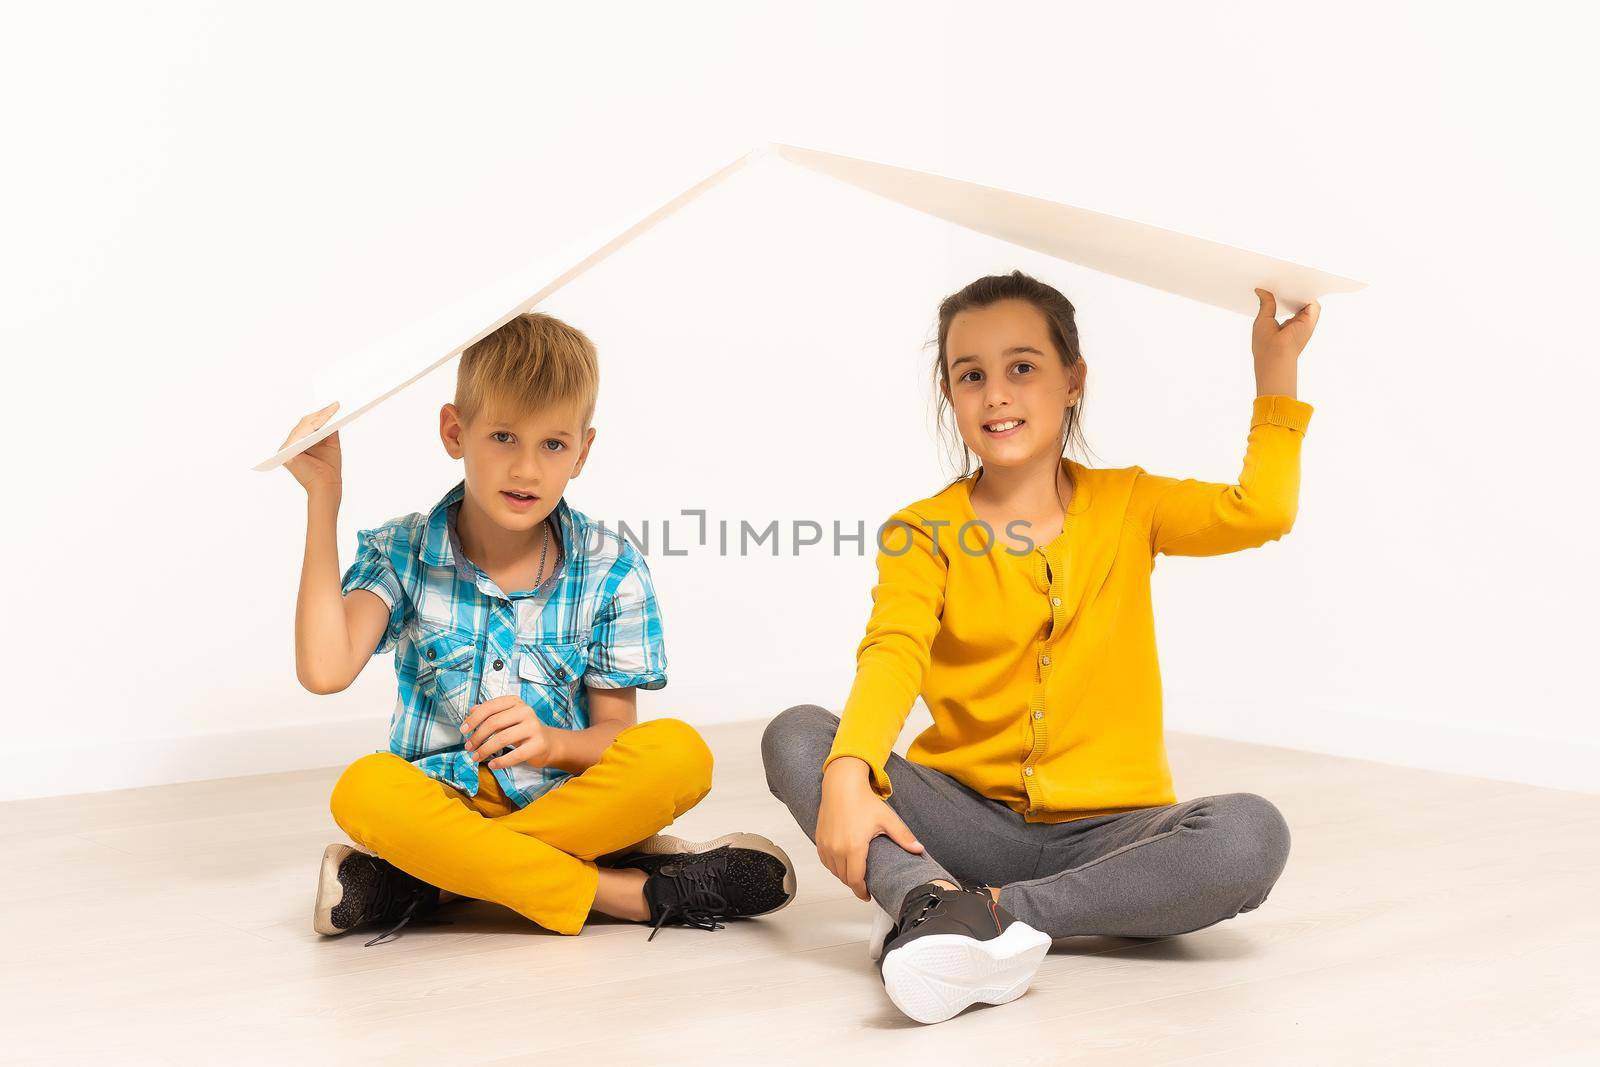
[515,640,588,730]
[415,623,478,724]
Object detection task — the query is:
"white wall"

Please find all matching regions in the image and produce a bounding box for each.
[4,1,1595,800]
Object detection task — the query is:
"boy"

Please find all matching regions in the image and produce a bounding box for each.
[281,312,795,946]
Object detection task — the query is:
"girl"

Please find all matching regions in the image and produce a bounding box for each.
[762,272,1319,1024]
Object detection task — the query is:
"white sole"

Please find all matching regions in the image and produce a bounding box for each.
[312,843,358,936]
[880,921,1053,1024]
[607,832,798,914]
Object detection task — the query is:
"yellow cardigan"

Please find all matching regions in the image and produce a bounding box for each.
[825,394,1314,822]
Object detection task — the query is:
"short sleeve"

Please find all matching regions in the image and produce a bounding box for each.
[340,526,412,656]
[584,541,668,691]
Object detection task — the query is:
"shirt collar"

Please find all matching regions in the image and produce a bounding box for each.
[421,480,576,583]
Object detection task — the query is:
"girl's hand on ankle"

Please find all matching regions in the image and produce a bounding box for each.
[461,696,554,770]
[817,758,924,902]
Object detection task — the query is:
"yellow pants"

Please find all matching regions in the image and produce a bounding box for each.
[329,717,713,935]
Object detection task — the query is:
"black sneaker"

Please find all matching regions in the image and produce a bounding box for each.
[603,833,797,941]
[312,844,448,947]
[875,881,1052,1024]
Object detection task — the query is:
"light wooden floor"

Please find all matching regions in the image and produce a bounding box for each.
[3,721,1597,1065]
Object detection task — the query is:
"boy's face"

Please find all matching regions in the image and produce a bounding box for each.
[439,397,595,533]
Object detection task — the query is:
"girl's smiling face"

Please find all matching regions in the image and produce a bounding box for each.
[942,298,1083,470]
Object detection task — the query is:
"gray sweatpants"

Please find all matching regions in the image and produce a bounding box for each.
[760,704,1291,938]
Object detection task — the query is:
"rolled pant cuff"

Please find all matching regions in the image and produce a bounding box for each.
[530,859,600,936]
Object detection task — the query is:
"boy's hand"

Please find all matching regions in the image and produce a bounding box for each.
[462,696,555,770]
[280,402,343,498]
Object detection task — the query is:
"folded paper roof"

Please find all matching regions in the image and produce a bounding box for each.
[256,141,1363,471]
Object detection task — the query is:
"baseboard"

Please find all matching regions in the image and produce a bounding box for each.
[1,680,838,803]
[7,689,1593,801]
[1166,690,1598,795]
[0,716,392,802]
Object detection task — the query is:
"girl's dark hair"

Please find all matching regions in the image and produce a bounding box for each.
[931,269,1095,483]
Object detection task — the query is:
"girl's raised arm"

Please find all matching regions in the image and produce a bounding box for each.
[1141,394,1314,557]
[1143,289,1320,558]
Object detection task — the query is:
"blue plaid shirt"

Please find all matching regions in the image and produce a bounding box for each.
[340,480,668,809]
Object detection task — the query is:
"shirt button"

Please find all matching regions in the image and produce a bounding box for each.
[425,649,436,660]
[492,658,504,671]
[1033,710,1044,720]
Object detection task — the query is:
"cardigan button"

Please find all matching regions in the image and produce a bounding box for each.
[1024,767,1035,777]
[1051,596,1061,607]
[1033,710,1044,720]
[1041,655,1052,666]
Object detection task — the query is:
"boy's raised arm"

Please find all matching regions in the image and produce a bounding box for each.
[282,403,389,695]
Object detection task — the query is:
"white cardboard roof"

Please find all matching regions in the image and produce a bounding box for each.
[255,141,1364,471]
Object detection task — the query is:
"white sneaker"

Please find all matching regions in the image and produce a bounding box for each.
[876,882,1052,1024]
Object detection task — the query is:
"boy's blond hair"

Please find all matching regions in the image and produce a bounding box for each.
[455,312,599,429]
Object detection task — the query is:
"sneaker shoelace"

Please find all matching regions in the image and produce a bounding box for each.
[646,859,733,942]
[363,864,450,948]
[903,888,945,930]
